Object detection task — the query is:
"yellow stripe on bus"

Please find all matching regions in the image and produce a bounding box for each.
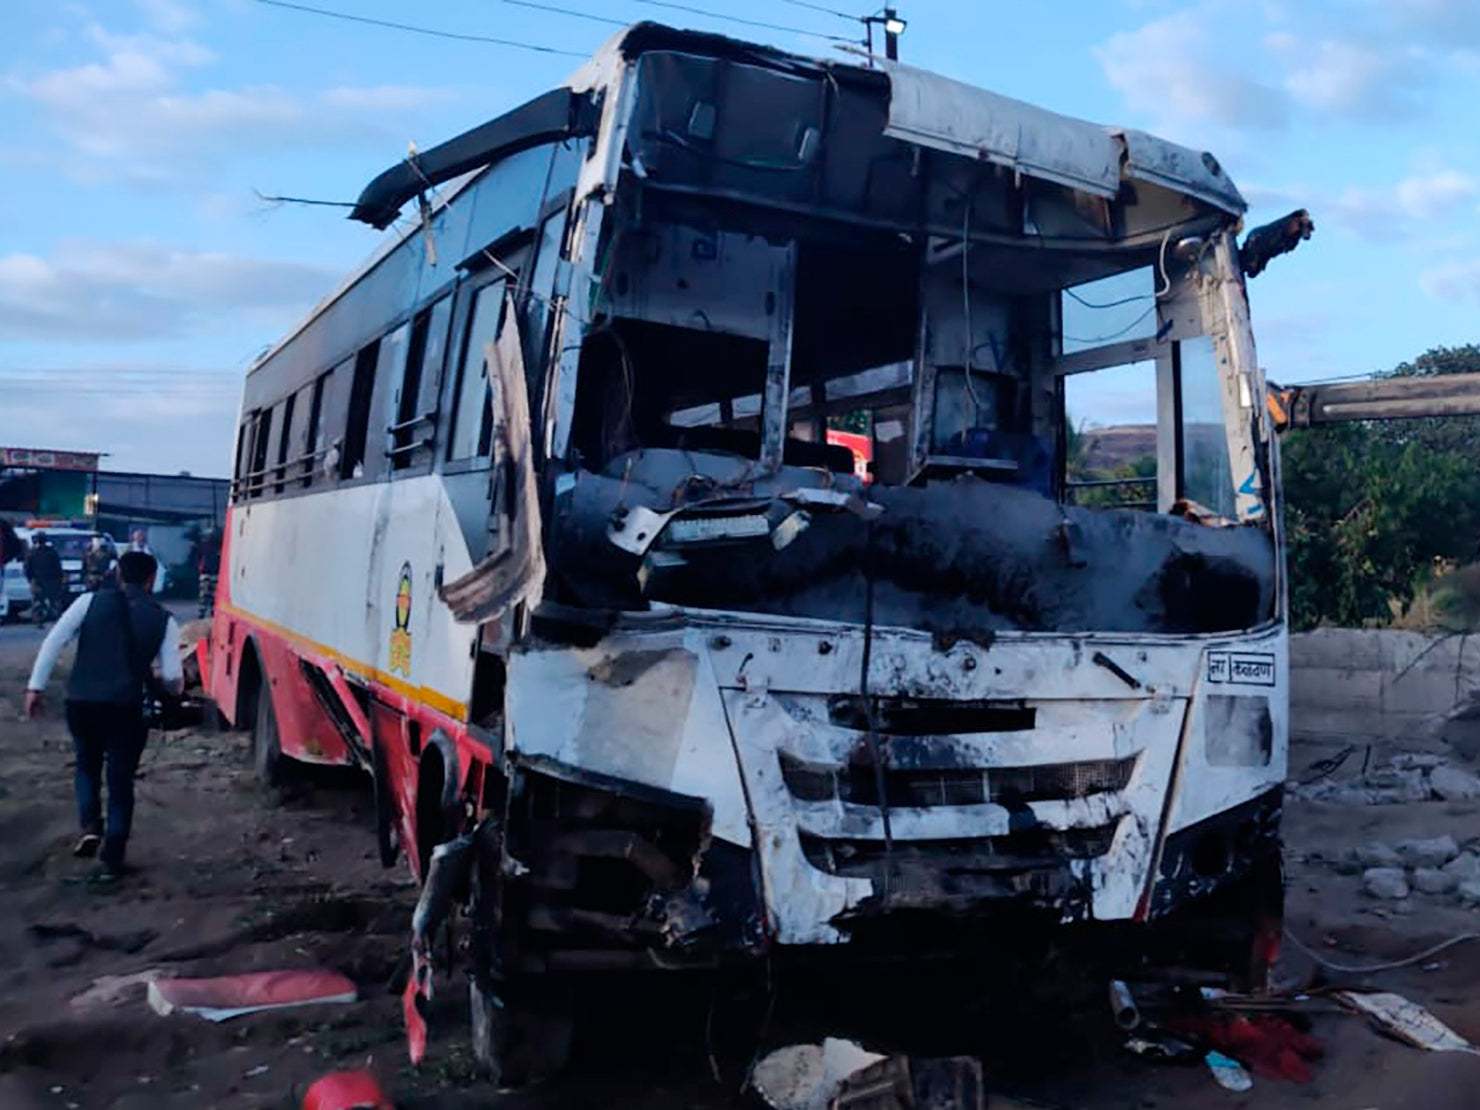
[217,601,470,724]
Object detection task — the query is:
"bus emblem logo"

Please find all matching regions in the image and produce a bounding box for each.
[389,562,413,676]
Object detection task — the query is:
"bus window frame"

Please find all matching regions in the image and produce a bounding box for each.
[443,260,523,475]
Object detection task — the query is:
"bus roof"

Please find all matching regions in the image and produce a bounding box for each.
[249,21,1244,380]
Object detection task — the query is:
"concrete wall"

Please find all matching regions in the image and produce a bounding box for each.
[1291,628,1480,750]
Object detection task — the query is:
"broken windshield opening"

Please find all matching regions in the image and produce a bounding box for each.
[545,55,1275,637]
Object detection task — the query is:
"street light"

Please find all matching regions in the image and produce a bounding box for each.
[863,7,906,61]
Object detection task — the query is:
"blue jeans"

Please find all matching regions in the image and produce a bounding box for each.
[66,700,148,869]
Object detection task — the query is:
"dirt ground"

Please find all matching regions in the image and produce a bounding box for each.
[4,617,1480,1108]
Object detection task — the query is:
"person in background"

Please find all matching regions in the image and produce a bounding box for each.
[0,519,20,567]
[83,535,116,592]
[128,528,165,594]
[24,551,182,884]
[24,531,66,623]
[196,526,222,618]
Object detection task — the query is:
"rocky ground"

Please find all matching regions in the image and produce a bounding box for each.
[3,615,1480,1107]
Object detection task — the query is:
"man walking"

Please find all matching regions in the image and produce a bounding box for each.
[24,551,182,883]
[24,531,66,623]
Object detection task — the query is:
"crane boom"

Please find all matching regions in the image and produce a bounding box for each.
[1267,372,1480,431]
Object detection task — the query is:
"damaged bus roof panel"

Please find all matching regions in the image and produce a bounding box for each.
[881,61,1245,214]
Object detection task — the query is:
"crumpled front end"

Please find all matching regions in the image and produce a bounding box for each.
[503,612,1287,958]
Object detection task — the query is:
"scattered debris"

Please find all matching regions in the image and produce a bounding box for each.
[1335,992,1480,1055]
[244,1064,270,1078]
[832,1055,985,1110]
[1203,1050,1252,1092]
[70,969,171,1012]
[148,970,357,1022]
[1123,1032,1199,1062]
[1363,868,1411,900]
[302,1069,394,1110]
[1107,980,1140,1030]
[750,1039,885,1110]
[1169,1013,1323,1084]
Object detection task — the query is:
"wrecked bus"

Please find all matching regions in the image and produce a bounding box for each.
[207,23,1288,1074]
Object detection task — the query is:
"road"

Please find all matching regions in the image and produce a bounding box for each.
[2,615,1480,1107]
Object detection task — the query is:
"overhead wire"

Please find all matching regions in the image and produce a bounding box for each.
[631,0,858,42]
[253,0,590,57]
[500,0,626,27]
[774,0,865,21]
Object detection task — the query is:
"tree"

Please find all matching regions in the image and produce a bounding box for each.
[1281,344,1480,629]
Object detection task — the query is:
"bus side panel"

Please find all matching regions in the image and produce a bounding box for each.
[207,508,243,725]
[371,700,423,879]
[255,631,355,766]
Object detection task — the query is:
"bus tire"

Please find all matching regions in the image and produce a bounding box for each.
[252,681,285,787]
[469,977,573,1087]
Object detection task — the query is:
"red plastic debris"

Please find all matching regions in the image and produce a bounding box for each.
[302,1069,393,1110]
[402,976,428,1066]
[148,969,357,1021]
[1168,1013,1324,1083]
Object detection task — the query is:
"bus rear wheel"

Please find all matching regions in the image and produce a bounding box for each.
[252,682,286,787]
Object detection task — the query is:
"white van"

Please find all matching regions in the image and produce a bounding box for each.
[3,525,111,620]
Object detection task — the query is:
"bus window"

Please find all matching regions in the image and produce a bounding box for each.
[248,406,274,499]
[273,392,296,494]
[232,420,250,488]
[301,371,329,488]
[393,295,452,469]
[340,340,380,480]
[1177,336,1236,518]
[1063,360,1158,510]
[447,281,506,462]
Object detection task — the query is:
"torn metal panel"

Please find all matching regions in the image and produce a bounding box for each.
[506,629,753,846]
[882,62,1122,199]
[439,300,546,622]
[1115,130,1246,216]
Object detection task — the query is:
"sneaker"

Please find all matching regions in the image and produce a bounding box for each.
[73,832,102,858]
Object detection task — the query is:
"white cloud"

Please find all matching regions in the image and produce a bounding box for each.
[1328,167,1478,237]
[1420,259,1480,304]
[134,0,200,35]
[1095,10,1288,133]
[1394,168,1478,217]
[0,241,337,342]
[1272,36,1424,119]
[7,19,457,183]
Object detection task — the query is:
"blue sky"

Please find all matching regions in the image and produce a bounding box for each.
[3,0,1480,474]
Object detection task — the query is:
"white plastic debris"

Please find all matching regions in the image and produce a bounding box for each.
[1204,1050,1253,1092]
[750,1038,885,1110]
[1335,991,1480,1055]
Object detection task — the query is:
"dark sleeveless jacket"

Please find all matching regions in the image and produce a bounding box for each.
[66,584,169,705]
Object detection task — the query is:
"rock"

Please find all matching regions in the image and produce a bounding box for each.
[1457,879,1480,906]
[1430,764,1480,801]
[1363,868,1410,900]
[1443,853,1480,882]
[1395,836,1460,868]
[1357,842,1403,869]
[1331,850,1364,876]
[1412,868,1459,895]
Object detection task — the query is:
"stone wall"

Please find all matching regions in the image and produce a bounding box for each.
[1290,628,1480,752]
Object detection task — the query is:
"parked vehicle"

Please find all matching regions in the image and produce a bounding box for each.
[206,24,1293,1078]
